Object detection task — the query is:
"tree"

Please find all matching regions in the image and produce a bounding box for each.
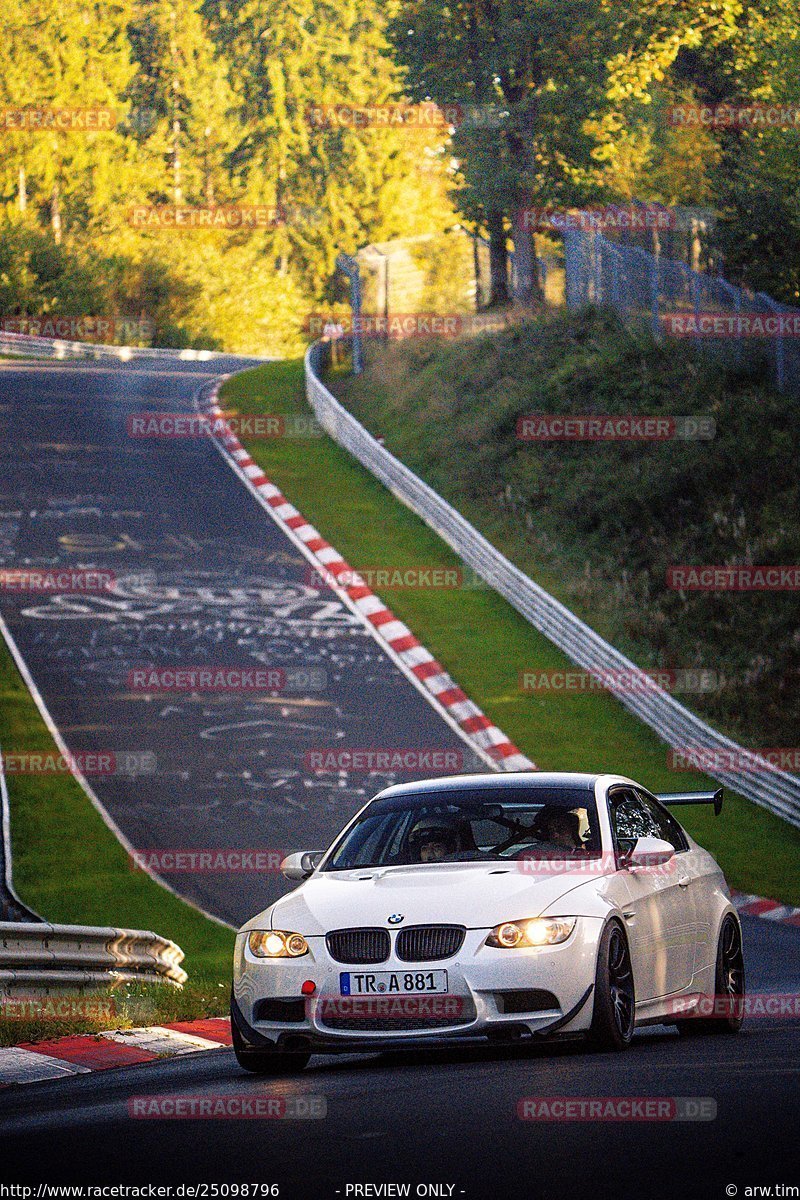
[392,0,606,305]
[219,0,456,301]
[583,0,741,206]
[710,0,800,301]
[126,0,239,205]
[0,1,137,241]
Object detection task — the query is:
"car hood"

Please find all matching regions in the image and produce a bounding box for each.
[242,861,611,934]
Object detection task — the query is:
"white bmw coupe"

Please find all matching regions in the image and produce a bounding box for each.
[231,772,745,1072]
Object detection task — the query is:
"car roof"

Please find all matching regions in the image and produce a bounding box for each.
[373,772,600,800]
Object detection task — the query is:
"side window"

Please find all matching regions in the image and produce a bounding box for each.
[635,790,688,852]
[608,788,660,856]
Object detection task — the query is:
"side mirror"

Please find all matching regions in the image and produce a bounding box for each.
[280,851,323,881]
[623,836,675,870]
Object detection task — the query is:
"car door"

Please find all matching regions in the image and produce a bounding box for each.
[608,787,696,999]
[635,788,703,988]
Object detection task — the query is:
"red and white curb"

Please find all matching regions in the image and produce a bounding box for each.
[200,381,534,772]
[0,1017,232,1087]
[731,890,800,925]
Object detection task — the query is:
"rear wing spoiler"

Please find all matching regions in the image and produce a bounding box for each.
[657,788,723,817]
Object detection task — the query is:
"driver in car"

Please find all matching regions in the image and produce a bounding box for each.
[407,815,461,863]
[536,807,582,851]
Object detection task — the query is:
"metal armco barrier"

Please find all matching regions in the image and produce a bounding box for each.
[0,328,267,365]
[1,743,187,984]
[4,324,798,826]
[0,921,187,989]
[0,328,224,363]
[304,340,800,830]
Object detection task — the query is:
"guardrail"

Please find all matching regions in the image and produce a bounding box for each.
[0,921,187,989]
[5,325,797,828]
[304,339,800,830]
[0,745,187,984]
[0,329,230,363]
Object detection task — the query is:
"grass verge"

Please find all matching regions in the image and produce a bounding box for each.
[0,636,235,993]
[331,311,799,751]
[0,979,230,1048]
[220,358,800,905]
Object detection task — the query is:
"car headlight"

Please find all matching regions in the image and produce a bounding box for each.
[247,930,309,958]
[486,917,577,948]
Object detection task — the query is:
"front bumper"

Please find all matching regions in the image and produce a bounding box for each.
[232,922,601,1053]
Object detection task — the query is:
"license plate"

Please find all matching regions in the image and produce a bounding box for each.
[340,970,448,996]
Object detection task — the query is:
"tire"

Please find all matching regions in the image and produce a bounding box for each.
[588,921,636,1051]
[231,1006,311,1074]
[676,914,745,1037]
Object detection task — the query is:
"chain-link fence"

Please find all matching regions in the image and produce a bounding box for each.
[564,227,800,394]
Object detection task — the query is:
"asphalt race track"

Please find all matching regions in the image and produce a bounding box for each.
[1,358,799,1199]
[0,358,485,926]
[2,916,799,1198]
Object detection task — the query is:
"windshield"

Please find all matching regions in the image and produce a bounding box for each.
[323,786,602,871]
